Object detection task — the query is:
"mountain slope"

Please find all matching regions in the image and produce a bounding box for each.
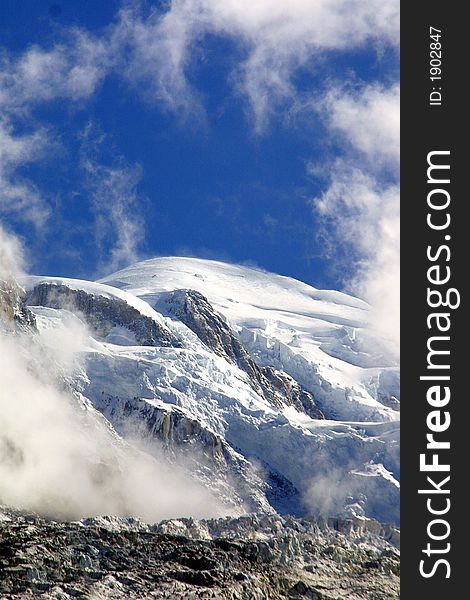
[16,257,399,524]
[100,257,400,421]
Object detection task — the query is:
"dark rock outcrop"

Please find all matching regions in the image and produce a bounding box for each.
[0,509,400,599]
[261,366,324,419]
[27,282,181,347]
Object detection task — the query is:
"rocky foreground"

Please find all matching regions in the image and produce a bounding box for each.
[0,509,399,599]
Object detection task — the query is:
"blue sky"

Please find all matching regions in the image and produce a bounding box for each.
[0,0,399,340]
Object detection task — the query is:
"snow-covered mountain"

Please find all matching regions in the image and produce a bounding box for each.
[7,257,399,524]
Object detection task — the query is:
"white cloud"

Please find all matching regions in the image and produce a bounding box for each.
[0,1,399,126]
[0,118,50,226]
[0,224,25,279]
[112,0,399,129]
[0,28,111,235]
[0,31,110,111]
[110,6,202,116]
[80,130,145,275]
[323,83,400,169]
[313,162,399,354]
[309,81,399,354]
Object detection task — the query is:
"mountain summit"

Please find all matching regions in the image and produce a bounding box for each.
[8,257,399,525]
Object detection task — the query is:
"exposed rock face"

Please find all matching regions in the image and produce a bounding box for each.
[0,509,400,599]
[161,289,324,418]
[0,280,37,333]
[261,366,324,419]
[162,289,261,373]
[27,283,181,347]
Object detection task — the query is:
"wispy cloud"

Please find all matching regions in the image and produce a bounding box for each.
[0,30,110,112]
[1,2,399,128]
[313,163,399,351]
[0,118,50,227]
[79,126,145,275]
[0,224,25,279]
[323,83,400,170]
[0,0,399,350]
[109,0,399,130]
[0,35,105,272]
[0,25,112,261]
[311,82,400,354]
[109,5,204,118]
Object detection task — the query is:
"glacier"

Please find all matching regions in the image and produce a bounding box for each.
[7,257,399,525]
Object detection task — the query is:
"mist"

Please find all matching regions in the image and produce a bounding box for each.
[0,229,231,523]
[0,330,231,522]
[303,463,400,525]
[0,224,25,279]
